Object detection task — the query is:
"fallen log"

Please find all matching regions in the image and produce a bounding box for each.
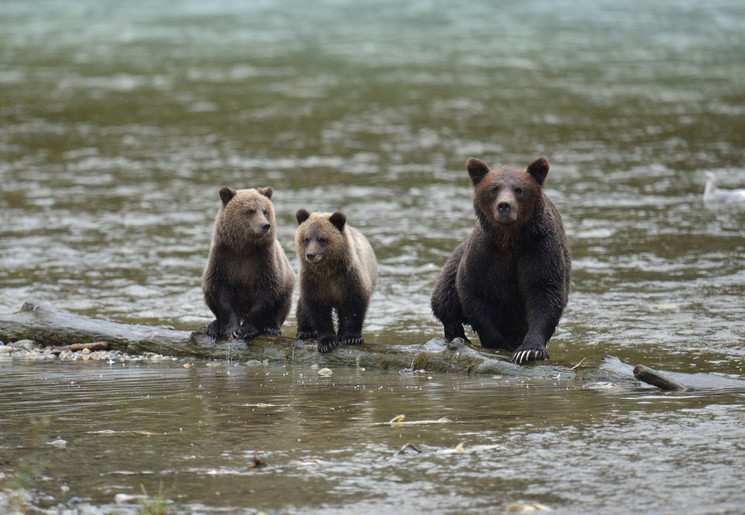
[0,301,554,377]
[633,364,688,391]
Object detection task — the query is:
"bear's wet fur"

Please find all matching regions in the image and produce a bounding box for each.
[201,186,295,340]
[431,157,571,363]
[295,209,377,353]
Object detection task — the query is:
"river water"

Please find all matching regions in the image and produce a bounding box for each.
[1,0,744,512]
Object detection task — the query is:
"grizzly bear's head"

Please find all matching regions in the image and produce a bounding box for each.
[295,209,346,266]
[215,186,276,245]
[467,157,549,229]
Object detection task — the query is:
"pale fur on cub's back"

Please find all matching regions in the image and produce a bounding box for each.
[201,186,295,341]
[294,209,377,353]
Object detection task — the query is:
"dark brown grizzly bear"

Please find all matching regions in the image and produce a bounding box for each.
[294,209,377,353]
[201,186,296,340]
[431,157,571,364]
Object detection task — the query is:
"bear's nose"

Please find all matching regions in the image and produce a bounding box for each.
[261,222,271,233]
[306,253,317,262]
[497,201,512,214]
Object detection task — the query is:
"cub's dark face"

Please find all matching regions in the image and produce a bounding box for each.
[295,210,346,266]
[467,158,548,227]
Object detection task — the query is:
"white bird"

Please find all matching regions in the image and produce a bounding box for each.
[703,172,745,204]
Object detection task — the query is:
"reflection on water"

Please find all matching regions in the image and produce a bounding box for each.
[1,0,745,512]
[1,359,744,514]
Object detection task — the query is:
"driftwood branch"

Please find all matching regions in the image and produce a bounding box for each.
[0,301,547,377]
[633,364,687,391]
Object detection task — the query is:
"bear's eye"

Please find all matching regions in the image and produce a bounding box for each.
[246,209,256,215]
[318,238,328,245]
[490,186,499,194]
[515,188,523,195]
[263,209,268,216]
[303,237,310,244]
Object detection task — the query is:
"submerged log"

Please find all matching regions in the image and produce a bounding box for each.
[633,364,688,391]
[0,301,550,377]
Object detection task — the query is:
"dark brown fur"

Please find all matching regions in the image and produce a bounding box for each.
[295,209,377,353]
[431,157,571,363]
[201,186,295,340]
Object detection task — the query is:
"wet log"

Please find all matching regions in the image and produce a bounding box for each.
[633,364,687,391]
[0,301,550,377]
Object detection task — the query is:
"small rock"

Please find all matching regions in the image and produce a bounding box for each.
[317,368,333,377]
[16,339,36,351]
[47,438,67,449]
[0,345,14,354]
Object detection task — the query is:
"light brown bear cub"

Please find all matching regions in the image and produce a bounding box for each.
[295,209,377,353]
[202,186,295,340]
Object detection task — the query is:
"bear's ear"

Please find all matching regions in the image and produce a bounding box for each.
[219,186,237,206]
[296,208,311,225]
[527,157,549,186]
[258,186,274,199]
[329,212,346,232]
[466,158,490,186]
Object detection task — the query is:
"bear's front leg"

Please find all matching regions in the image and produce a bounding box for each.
[307,301,337,353]
[337,296,368,346]
[202,286,240,340]
[295,298,317,340]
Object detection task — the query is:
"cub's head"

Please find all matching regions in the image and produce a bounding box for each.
[466,157,549,228]
[215,186,275,243]
[295,209,346,266]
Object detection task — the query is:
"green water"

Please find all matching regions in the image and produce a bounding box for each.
[1,0,745,512]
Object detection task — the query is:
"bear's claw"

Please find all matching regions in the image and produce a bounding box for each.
[340,336,364,346]
[510,348,549,364]
[317,339,339,353]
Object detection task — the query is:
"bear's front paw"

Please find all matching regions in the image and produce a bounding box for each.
[263,326,281,337]
[339,335,364,346]
[297,329,317,340]
[233,325,260,341]
[510,344,549,364]
[202,320,235,340]
[317,334,338,353]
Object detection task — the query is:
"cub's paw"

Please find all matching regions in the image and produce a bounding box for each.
[317,335,339,353]
[340,335,364,346]
[263,327,282,337]
[202,320,234,340]
[444,323,468,343]
[297,329,317,340]
[233,325,260,341]
[510,345,549,364]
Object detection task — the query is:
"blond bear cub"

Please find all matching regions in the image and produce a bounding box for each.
[202,186,295,340]
[295,209,377,353]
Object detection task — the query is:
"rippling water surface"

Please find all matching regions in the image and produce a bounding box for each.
[1,0,745,512]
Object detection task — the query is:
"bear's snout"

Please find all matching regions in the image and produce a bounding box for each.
[495,198,517,223]
[305,252,320,263]
[260,222,272,233]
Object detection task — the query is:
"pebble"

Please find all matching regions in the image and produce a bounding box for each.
[0,340,174,364]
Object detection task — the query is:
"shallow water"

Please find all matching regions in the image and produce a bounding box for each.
[1,0,745,512]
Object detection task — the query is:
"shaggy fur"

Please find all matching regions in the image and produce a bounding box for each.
[431,157,571,363]
[295,209,377,353]
[202,186,295,340]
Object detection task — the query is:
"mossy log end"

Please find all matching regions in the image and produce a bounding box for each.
[0,301,556,377]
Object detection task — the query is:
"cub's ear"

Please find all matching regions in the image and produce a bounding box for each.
[466,158,490,186]
[329,212,346,232]
[219,186,237,206]
[527,157,549,186]
[257,186,274,199]
[296,208,311,225]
